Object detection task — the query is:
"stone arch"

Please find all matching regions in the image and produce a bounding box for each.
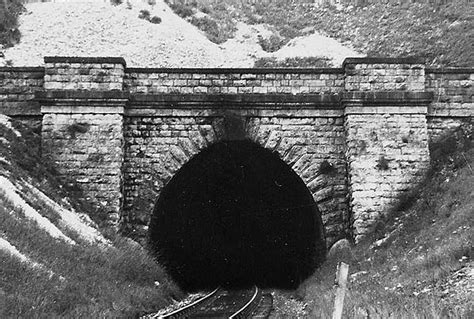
[148,138,326,289]
[123,115,225,232]
[123,111,348,244]
[245,116,349,243]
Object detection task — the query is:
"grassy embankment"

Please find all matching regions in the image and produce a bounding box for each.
[167,0,473,67]
[0,117,182,317]
[296,125,473,317]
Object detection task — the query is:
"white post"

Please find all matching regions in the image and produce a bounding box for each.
[332,262,349,319]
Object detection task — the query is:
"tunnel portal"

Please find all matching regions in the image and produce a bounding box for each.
[149,140,326,290]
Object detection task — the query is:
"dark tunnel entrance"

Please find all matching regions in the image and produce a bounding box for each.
[149,140,326,291]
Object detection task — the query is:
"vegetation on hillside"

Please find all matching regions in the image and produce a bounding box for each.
[167,0,473,67]
[0,0,24,48]
[297,124,473,317]
[165,0,237,44]
[0,117,182,317]
[254,56,333,68]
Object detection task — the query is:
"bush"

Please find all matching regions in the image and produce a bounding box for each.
[190,16,227,44]
[200,5,211,14]
[0,0,24,48]
[254,57,333,68]
[169,3,194,19]
[110,0,123,6]
[138,9,151,20]
[150,16,162,24]
[257,34,286,52]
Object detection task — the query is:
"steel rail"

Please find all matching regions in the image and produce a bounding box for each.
[229,285,260,319]
[160,287,220,318]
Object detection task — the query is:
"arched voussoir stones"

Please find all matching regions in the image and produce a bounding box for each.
[122,116,224,233]
[243,117,349,245]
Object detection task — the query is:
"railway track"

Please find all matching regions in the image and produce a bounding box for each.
[158,286,272,318]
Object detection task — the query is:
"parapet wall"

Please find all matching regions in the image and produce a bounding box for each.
[425,68,474,140]
[125,68,345,94]
[0,67,44,118]
[0,56,472,244]
[343,57,426,92]
[43,57,125,91]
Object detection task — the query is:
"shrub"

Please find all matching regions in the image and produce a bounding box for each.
[138,9,151,20]
[0,0,24,48]
[110,0,123,6]
[190,16,226,44]
[169,3,194,19]
[200,5,211,14]
[257,34,286,52]
[254,57,333,68]
[147,0,156,7]
[150,16,162,24]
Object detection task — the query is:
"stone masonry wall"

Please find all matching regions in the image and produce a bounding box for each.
[123,115,224,235]
[44,57,125,91]
[246,115,348,242]
[425,68,474,141]
[42,112,124,224]
[345,111,430,240]
[1,56,472,245]
[124,68,345,94]
[0,67,44,124]
[39,57,128,225]
[343,58,432,241]
[344,58,426,92]
[123,105,349,245]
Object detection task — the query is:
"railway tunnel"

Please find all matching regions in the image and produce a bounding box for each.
[148,140,326,291]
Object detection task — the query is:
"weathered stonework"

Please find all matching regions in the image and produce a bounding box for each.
[343,95,431,241]
[0,67,44,127]
[38,90,128,224]
[124,68,345,95]
[123,95,349,243]
[246,115,348,238]
[0,56,472,246]
[44,57,125,91]
[342,57,432,241]
[425,68,474,141]
[344,57,426,92]
[123,115,224,230]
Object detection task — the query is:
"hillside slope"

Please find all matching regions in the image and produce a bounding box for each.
[0,0,360,67]
[166,0,472,67]
[0,115,181,317]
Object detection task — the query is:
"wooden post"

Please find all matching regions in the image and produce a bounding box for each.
[332,262,349,319]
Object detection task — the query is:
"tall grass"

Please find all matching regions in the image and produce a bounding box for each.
[0,197,181,317]
[0,118,182,317]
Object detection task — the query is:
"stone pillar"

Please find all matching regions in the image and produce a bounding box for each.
[38,57,127,225]
[342,58,433,242]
